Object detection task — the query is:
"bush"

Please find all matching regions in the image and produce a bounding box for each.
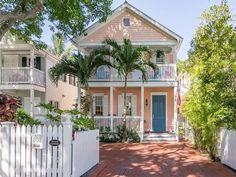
[99,126,120,142]
[17,109,41,126]
[0,94,21,122]
[99,125,140,143]
[72,116,95,132]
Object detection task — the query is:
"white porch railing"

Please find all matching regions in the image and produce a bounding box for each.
[0,67,45,87]
[90,64,176,82]
[94,116,141,132]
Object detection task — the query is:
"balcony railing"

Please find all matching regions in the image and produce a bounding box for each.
[0,67,45,87]
[90,64,176,82]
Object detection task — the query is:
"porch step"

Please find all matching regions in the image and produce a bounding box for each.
[142,133,177,142]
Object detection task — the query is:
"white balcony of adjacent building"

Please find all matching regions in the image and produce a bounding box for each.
[0,49,46,91]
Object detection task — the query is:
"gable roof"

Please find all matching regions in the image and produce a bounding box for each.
[75,1,183,50]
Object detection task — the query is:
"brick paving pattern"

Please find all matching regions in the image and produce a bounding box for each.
[89,142,236,177]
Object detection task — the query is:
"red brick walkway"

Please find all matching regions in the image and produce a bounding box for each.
[89,142,236,177]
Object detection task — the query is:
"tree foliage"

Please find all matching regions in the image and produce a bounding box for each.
[0,0,112,47]
[182,0,236,160]
[49,50,111,115]
[50,33,76,58]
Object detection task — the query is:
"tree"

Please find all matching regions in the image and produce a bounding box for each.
[100,38,157,140]
[49,50,111,116]
[0,0,112,47]
[50,33,76,59]
[182,0,236,160]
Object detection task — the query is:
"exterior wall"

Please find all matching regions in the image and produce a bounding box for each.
[80,10,175,44]
[144,87,174,132]
[45,58,77,110]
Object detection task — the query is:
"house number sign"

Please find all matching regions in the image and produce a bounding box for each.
[49,139,61,146]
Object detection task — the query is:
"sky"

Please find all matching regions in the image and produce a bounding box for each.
[41,0,236,60]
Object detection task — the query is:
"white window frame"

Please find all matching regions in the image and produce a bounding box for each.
[93,93,104,116]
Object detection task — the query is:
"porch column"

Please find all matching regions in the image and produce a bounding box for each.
[174,86,178,141]
[140,85,144,141]
[30,49,34,84]
[30,49,35,117]
[30,89,34,117]
[77,82,81,110]
[110,86,113,131]
[172,45,177,64]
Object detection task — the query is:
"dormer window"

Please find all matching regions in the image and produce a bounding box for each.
[123,17,130,27]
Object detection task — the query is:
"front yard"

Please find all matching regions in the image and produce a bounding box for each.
[89,142,236,177]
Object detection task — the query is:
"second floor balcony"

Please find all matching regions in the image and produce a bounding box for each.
[90,64,176,82]
[0,67,45,87]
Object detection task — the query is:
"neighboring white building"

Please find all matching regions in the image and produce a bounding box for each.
[0,35,77,117]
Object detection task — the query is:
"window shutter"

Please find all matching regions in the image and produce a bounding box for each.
[118,95,123,116]
[35,57,41,70]
[22,57,27,67]
[103,95,108,116]
[92,96,96,116]
[132,95,137,116]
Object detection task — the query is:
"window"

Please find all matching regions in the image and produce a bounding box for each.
[69,75,72,85]
[123,17,130,27]
[73,76,76,86]
[126,96,132,116]
[156,50,165,63]
[49,100,59,109]
[94,96,103,116]
[62,74,67,82]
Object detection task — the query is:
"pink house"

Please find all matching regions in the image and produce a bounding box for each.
[75,2,183,140]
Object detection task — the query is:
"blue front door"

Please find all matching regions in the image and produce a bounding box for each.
[152,95,166,132]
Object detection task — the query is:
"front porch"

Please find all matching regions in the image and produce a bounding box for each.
[90,86,178,140]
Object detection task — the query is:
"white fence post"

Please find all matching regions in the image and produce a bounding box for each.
[62,121,73,177]
[0,122,14,177]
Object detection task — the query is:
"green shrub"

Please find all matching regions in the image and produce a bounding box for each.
[17,109,41,126]
[72,116,95,132]
[99,126,120,142]
[99,125,140,143]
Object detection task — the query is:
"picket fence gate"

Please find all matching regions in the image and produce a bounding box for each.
[0,122,99,177]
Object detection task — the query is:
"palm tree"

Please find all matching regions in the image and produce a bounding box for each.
[50,33,76,59]
[49,50,111,116]
[100,38,157,140]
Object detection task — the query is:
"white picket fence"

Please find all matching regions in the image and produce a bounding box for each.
[0,122,99,177]
[220,129,236,170]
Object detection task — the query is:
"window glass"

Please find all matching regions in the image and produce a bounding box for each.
[156,50,165,63]
[123,17,130,27]
[126,96,132,116]
[95,96,103,116]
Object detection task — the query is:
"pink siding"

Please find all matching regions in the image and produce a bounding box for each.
[80,10,175,44]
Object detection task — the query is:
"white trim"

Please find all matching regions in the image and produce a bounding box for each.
[88,81,177,88]
[150,92,168,132]
[78,41,177,47]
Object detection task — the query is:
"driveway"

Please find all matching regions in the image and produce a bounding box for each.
[89,142,236,177]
